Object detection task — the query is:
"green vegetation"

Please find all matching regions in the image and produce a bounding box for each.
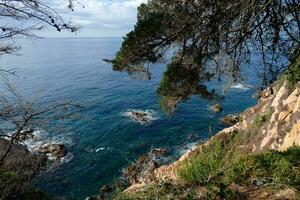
[175,140,300,199]
[112,0,300,112]
[253,112,272,127]
[178,140,224,184]
[226,147,300,188]
[113,142,300,199]
[277,48,300,90]
[0,170,50,200]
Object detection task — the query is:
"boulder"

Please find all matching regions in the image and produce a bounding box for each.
[212,104,222,113]
[13,129,34,142]
[221,114,240,125]
[128,110,151,123]
[36,144,67,160]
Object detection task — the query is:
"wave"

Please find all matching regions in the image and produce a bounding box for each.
[122,109,158,124]
[230,83,254,90]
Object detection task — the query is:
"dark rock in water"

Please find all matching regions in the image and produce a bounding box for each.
[85,197,97,200]
[212,103,222,113]
[36,144,67,160]
[127,110,152,124]
[20,129,34,140]
[13,128,34,142]
[187,133,197,140]
[100,185,113,193]
[152,148,168,158]
[221,114,241,125]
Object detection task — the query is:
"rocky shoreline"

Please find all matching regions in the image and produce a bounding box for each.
[90,79,300,200]
[3,128,69,163]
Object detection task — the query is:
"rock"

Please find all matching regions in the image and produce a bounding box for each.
[251,179,263,188]
[212,104,222,113]
[128,110,151,123]
[123,148,168,185]
[36,144,67,160]
[152,148,168,157]
[258,86,274,100]
[221,114,240,125]
[0,138,47,175]
[100,185,113,193]
[85,197,97,200]
[187,134,196,140]
[13,128,34,142]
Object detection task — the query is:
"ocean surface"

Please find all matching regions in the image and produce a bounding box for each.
[0,38,258,199]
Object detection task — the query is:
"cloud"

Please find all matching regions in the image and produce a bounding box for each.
[41,0,147,37]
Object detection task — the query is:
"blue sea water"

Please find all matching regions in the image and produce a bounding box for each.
[0,38,258,199]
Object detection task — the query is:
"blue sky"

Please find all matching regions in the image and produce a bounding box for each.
[41,0,146,38]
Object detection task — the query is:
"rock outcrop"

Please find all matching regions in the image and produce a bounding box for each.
[36,144,67,160]
[0,138,47,176]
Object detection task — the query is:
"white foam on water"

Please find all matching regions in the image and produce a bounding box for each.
[230,83,254,90]
[95,147,105,152]
[95,147,111,152]
[7,128,74,163]
[23,129,72,151]
[176,142,198,157]
[61,153,74,163]
[122,109,158,124]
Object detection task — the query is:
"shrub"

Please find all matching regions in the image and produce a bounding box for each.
[177,140,224,184]
[226,147,300,188]
[253,112,272,127]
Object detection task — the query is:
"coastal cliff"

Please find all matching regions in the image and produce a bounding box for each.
[107,56,300,200]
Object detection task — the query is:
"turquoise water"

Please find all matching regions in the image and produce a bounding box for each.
[0,38,257,199]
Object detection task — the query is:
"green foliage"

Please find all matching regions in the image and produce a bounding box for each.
[0,171,17,179]
[226,147,300,188]
[112,0,300,100]
[253,112,272,127]
[206,184,241,200]
[285,48,300,89]
[14,188,51,200]
[112,11,168,72]
[177,140,224,184]
[277,47,300,90]
[0,170,51,200]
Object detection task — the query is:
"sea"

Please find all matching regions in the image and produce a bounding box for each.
[0,38,258,199]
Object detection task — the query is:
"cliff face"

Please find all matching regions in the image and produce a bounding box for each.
[112,79,300,199]
[123,81,300,189]
[242,81,300,152]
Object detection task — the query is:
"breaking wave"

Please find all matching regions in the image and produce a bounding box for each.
[230,83,254,90]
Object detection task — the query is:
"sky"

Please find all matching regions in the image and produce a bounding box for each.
[41,0,147,38]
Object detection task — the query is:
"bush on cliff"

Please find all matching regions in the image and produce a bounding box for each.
[177,140,224,184]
